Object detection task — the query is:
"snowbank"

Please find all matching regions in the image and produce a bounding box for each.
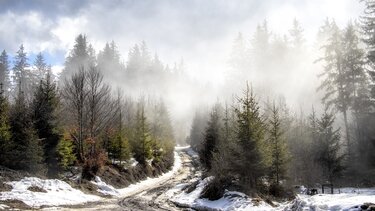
[92,151,182,198]
[171,177,274,211]
[91,176,120,196]
[290,188,375,210]
[0,177,100,208]
[0,204,9,210]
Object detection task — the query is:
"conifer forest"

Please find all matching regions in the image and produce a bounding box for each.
[0,0,374,210]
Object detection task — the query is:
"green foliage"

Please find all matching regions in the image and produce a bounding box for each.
[315,110,345,184]
[267,103,289,184]
[0,50,11,96]
[108,129,131,163]
[0,90,11,166]
[200,104,221,170]
[31,72,61,177]
[234,84,267,191]
[9,91,45,174]
[132,105,153,165]
[57,133,77,170]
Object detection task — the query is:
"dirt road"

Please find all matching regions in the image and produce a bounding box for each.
[49,149,198,211]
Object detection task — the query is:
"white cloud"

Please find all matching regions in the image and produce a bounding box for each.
[0,0,365,83]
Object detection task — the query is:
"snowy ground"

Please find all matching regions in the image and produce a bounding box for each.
[0,177,100,208]
[168,177,277,211]
[288,188,375,211]
[92,150,182,198]
[0,149,183,209]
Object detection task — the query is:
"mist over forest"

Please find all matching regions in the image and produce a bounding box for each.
[0,0,375,210]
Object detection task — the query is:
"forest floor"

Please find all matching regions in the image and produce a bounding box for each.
[40,147,198,211]
[1,148,375,210]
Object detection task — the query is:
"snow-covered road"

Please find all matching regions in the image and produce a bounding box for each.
[44,147,198,211]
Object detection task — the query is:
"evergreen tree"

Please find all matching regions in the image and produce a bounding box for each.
[108,91,131,164]
[317,21,353,156]
[189,110,209,151]
[200,104,221,170]
[97,41,124,81]
[362,0,375,87]
[62,34,95,80]
[9,89,45,174]
[33,53,50,83]
[315,110,344,184]
[289,18,305,50]
[31,72,61,177]
[227,33,249,86]
[267,103,289,184]
[0,86,11,166]
[57,132,76,170]
[13,45,31,95]
[234,84,266,191]
[252,20,271,77]
[0,50,11,96]
[132,104,153,165]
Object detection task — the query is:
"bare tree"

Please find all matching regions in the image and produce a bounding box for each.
[62,67,87,161]
[86,66,114,155]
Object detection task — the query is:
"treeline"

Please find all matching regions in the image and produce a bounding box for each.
[190,86,344,198]
[191,1,375,198]
[0,35,175,179]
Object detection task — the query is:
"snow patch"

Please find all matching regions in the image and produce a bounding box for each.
[117,151,182,197]
[91,176,119,196]
[171,177,275,211]
[0,177,100,208]
[91,151,182,198]
[289,189,375,211]
[0,204,9,210]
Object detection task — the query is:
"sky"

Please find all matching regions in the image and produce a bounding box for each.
[0,0,364,84]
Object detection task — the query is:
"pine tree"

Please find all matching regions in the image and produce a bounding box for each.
[132,104,153,165]
[362,0,375,82]
[31,72,61,177]
[62,34,95,80]
[33,53,49,83]
[108,91,131,164]
[97,41,124,80]
[267,103,289,184]
[9,89,45,174]
[234,84,266,191]
[150,101,174,151]
[0,85,11,166]
[200,104,221,170]
[13,45,30,95]
[315,110,344,184]
[252,20,271,78]
[189,110,209,151]
[289,18,305,50]
[0,50,11,96]
[317,21,353,156]
[227,33,249,86]
[57,132,76,170]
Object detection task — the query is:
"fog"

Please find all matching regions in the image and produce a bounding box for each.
[0,0,365,143]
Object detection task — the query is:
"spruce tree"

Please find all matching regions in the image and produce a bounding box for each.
[13,45,30,95]
[317,21,353,156]
[0,50,11,96]
[267,103,289,185]
[33,53,49,83]
[234,84,266,191]
[31,72,61,177]
[10,88,45,174]
[200,104,221,170]
[316,110,344,184]
[132,104,152,165]
[0,85,11,166]
[57,132,76,170]
[62,34,95,80]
